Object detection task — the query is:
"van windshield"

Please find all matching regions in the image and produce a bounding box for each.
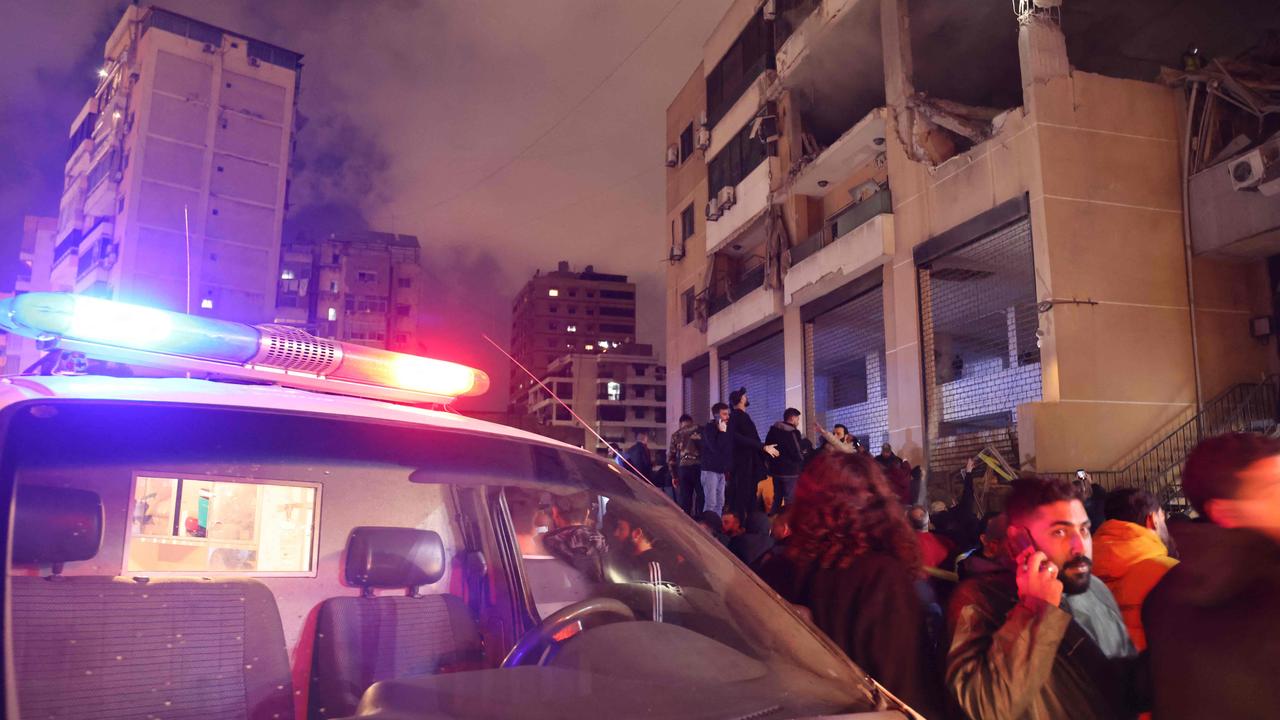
[3,400,896,720]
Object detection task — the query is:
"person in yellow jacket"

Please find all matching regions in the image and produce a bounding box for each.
[1091,487,1178,650]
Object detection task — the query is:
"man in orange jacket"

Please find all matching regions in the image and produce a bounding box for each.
[1091,487,1177,650]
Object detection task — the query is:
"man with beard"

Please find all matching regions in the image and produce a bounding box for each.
[946,475,1142,719]
[1091,487,1177,650]
[726,387,778,518]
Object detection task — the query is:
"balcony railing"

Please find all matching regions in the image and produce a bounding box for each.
[789,188,892,266]
[708,263,767,316]
[1047,376,1280,509]
[53,229,83,264]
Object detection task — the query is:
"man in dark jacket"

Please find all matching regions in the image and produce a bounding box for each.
[698,402,733,515]
[1144,433,1280,719]
[728,511,775,567]
[764,408,807,515]
[726,388,778,518]
[668,414,703,516]
[946,475,1142,719]
[624,432,671,500]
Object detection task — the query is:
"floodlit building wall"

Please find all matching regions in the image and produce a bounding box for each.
[48,5,299,325]
[663,1,1275,489]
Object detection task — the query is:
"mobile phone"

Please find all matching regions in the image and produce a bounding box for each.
[1006,525,1036,560]
[1076,469,1086,480]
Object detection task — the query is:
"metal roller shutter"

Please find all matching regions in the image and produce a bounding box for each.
[805,285,888,450]
[918,216,1042,500]
[719,332,786,441]
[682,365,711,422]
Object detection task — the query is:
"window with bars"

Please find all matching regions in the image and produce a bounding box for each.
[918,215,1041,491]
[805,286,889,451]
[719,333,786,442]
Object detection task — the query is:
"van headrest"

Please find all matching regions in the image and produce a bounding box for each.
[11,485,104,566]
[344,527,445,591]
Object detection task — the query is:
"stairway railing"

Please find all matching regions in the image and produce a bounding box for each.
[1047,376,1279,505]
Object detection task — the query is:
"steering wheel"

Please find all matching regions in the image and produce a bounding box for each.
[501,597,636,668]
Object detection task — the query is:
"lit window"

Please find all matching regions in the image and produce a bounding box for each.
[607,381,622,401]
[327,307,337,321]
[567,325,577,332]
[598,340,608,348]
[127,475,320,576]
[585,345,593,351]
[281,269,295,280]
[548,289,560,297]
[200,298,214,309]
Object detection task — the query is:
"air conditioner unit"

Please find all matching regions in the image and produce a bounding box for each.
[705,197,722,221]
[695,126,711,151]
[763,0,777,21]
[697,110,708,127]
[717,186,736,210]
[667,244,685,262]
[665,144,679,167]
[1229,146,1279,191]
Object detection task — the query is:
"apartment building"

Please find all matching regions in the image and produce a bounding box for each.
[665,0,1278,500]
[275,231,422,352]
[49,5,300,324]
[521,344,667,461]
[2,217,58,374]
[509,261,639,411]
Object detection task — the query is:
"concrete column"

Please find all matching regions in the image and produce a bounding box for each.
[783,301,805,417]
[880,0,915,149]
[707,345,722,404]
[1017,13,1069,92]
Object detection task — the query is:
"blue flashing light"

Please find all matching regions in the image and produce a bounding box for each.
[0,293,260,363]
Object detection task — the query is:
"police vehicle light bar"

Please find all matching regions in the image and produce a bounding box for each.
[0,293,489,404]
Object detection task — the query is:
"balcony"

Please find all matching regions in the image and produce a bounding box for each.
[706,160,772,256]
[52,228,83,266]
[706,275,783,347]
[708,264,765,316]
[789,108,886,196]
[785,211,894,305]
[775,0,884,149]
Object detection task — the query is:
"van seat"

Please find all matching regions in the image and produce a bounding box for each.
[10,484,295,720]
[308,527,482,719]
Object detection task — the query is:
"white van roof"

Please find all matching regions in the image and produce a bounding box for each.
[0,375,565,448]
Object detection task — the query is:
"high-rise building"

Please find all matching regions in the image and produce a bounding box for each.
[48,5,300,324]
[2,216,58,374]
[275,231,422,352]
[509,261,638,410]
[521,344,667,461]
[664,0,1279,502]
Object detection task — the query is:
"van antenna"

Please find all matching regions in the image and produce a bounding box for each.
[483,334,651,481]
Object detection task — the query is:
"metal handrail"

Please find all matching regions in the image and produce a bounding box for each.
[1048,375,1279,503]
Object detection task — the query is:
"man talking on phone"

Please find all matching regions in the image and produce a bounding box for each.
[946,475,1144,719]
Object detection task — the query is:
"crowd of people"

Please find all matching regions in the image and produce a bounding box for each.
[630,389,1280,719]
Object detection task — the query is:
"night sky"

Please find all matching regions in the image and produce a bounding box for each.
[0,0,734,409]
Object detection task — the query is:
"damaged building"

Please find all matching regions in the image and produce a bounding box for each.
[663,0,1280,504]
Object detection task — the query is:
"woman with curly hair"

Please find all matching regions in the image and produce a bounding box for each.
[758,451,942,718]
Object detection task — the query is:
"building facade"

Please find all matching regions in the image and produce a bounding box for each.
[664,0,1277,501]
[49,5,300,324]
[3,217,58,374]
[521,344,667,462]
[509,261,639,411]
[275,231,422,352]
